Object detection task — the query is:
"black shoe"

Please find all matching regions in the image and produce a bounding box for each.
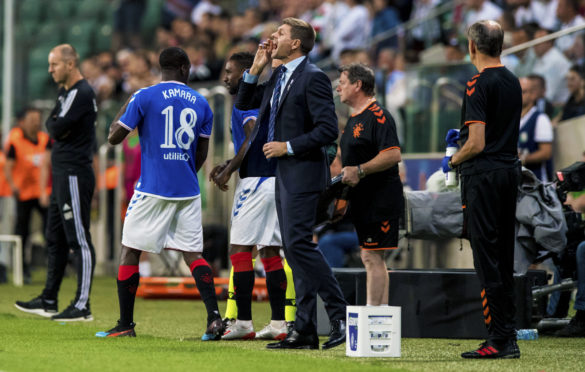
[322,319,346,350]
[202,317,224,341]
[51,304,93,322]
[266,329,319,349]
[461,339,520,359]
[286,321,295,334]
[555,317,585,337]
[95,321,136,338]
[15,296,58,318]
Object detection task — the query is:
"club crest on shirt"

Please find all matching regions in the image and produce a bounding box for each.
[353,123,364,138]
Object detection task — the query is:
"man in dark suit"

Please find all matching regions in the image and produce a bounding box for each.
[235,17,347,350]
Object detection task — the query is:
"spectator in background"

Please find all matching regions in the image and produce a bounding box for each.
[185,42,223,82]
[81,58,116,104]
[5,108,50,284]
[555,0,585,58]
[113,0,146,50]
[171,18,197,45]
[123,50,159,94]
[463,0,503,31]
[320,0,350,55]
[230,13,250,43]
[409,0,441,52]
[191,0,222,26]
[211,11,234,62]
[518,77,554,182]
[558,65,585,122]
[375,48,406,113]
[531,0,559,30]
[370,0,400,55]
[532,28,571,105]
[528,73,556,119]
[331,0,371,62]
[511,24,537,78]
[161,0,198,29]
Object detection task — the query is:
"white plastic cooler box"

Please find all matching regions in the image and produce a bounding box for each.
[346,306,401,357]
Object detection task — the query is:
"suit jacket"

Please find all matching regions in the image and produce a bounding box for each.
[235,58,338,193]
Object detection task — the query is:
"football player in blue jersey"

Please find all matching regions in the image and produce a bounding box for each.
[209,53,294,340]
[96,47,224,340]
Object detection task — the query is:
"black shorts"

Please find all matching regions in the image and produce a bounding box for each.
[355,218,399,250]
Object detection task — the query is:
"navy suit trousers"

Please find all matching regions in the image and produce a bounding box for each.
[275,177,347,334]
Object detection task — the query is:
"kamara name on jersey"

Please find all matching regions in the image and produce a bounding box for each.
[161,88,197,104]
[163,152,190,161]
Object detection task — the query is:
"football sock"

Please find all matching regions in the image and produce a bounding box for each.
[262,256,286,321]
[117,265,139,326]
[230,252,254,321]
[224,266,237,319]
[283,259,296,322]
[190,259,220,323]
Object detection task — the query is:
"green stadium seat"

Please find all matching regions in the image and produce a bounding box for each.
[28,46,52,70]
[95,24,113,53]
[35,21,64,45]
[27,68,51,100]
[18,0,45,24]
[76,0,107,20]
[141,0,163,40]
[51,0,77,19]
[65,21,97,58]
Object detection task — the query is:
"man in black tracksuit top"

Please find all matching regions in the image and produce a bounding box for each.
[443,21,522,359]
[15,44,97,321]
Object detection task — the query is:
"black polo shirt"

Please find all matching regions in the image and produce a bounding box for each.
[459,66,521,176]
[340,100,403,223]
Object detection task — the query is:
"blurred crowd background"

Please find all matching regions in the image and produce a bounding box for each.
[2,0,585,278]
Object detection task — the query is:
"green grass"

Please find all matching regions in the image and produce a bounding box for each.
[1,274,585,372]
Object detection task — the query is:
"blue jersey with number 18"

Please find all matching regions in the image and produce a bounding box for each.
[118,81,213,199]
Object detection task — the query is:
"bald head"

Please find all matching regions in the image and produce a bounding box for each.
[467,20,504,57]
[51,44,79,67]
[48,44,82,89]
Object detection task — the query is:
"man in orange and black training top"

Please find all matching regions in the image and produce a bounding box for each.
[5,108,51,283]
[442,20,522,359]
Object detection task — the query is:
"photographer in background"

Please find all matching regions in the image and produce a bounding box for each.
[556,156,585,337]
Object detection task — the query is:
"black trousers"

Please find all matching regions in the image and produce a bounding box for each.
[462,166,520,343]
[275,178,347,334]
[42,169,95,310]
[15,198,47,273]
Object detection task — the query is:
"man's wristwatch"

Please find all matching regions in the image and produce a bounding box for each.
[357,164,365,179]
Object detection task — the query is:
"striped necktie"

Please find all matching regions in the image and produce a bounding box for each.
[267,66,287,142]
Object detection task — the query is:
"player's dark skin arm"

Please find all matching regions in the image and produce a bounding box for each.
[196,137,209,172]
[108,97,132,145]
[451,124,485,166]
[209,119,255,191]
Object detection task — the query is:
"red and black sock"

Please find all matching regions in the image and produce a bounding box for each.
[190,259,220,324]
[230,252,254,321]
[117,265,139,327]
[262,256,286,321]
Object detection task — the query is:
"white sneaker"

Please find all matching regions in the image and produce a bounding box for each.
[221,321,255,340]
[255,320,287,340]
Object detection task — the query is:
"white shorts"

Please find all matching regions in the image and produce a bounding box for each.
[122,193,203,254]
[230,177,281,248]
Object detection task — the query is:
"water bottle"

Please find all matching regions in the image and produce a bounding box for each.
[445,146,458,186]
[516,329,538,340]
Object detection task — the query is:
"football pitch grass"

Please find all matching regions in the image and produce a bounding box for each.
[1,275,585,372]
